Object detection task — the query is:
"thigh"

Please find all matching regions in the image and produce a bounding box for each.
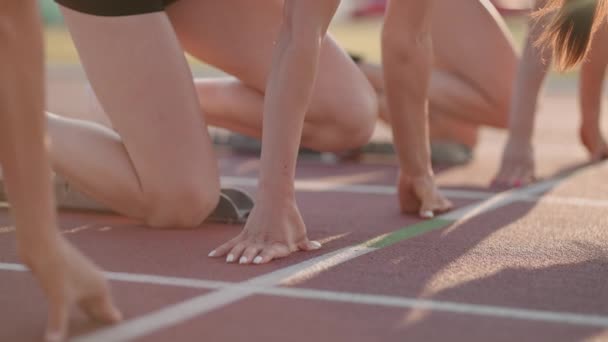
[60,6,219,192]
[432,0,518,105]
[165,0,375,121]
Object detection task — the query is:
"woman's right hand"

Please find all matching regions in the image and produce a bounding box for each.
[398,171,453,219]
[20,236,122,341]
[494,138,535,187]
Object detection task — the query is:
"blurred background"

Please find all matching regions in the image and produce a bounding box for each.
[38,0,580,128]
[40,0,535,65]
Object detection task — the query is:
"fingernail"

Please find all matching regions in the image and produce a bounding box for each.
[226,254,235,263]
[421,210,434,219]
[239,256,248,264]
[310,241,322,249]
[253,256,263,264]
[208,250,216,257]
[45,332,62,342]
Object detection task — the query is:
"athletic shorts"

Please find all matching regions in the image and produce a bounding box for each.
[55,0,180,17]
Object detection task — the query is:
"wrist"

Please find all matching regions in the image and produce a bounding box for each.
[580,120,600,133]
[17,232,64,264]
[256,178,296,201]
[506,135,533,150]
[400,167,433,181]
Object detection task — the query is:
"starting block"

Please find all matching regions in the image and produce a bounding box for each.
[207,188,254,224]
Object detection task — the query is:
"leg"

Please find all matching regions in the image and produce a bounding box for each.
[50,7,220,227]
[429,0,516,129]
[357,0,517,129]
[580,22,608,160]
[355,0,516,151]
[0,2,119,340]
[166,0,377,152]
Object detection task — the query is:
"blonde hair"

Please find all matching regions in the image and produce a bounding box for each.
[535,0,608,70]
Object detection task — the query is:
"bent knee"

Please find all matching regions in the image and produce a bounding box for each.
[143,180,220,228]
[306,83,377,151]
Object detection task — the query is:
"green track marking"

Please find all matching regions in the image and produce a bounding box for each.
[363,218,453,249]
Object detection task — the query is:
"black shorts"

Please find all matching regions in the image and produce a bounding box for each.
[55,0,180,17]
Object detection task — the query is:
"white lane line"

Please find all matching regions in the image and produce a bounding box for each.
[0,262,231,290]
[261,287,608,328]
[441,174,564,222]
[4,262,607,330]
[72,246,375,342]
[0,263,27,272]
[221,176,608,208]
[103,272,229,290]
[74,169,588,342]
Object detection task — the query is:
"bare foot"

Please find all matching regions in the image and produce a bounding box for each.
[20,237,121,341]
[494,138,535,187]
[398,172,453,219]
[208,194,321,265]
[580,124,608,161]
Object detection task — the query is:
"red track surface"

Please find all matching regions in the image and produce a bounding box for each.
[0,70,606,341]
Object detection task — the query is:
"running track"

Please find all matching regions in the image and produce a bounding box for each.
[0,68,606,342]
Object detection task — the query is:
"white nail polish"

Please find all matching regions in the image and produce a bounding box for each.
[421,210,434,218]
[208,250,216,257]
[253,256,263,264]
[239,256,248,264]
[311,241,322,249]
[226,254,235,263]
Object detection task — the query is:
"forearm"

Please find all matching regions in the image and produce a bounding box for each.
[579,26,608,128]
[381,0,434,177]
[508,15,552,143]
[258,1,338,197]
[0,2,59,249]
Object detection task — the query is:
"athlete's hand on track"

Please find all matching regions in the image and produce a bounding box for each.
[580,125,608,161]
[21,237,121,341]
[208,194,321,265]
[494,138,535,188]
[398,172,453,219]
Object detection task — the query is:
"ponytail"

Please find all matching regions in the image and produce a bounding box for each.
[535,0,608,70]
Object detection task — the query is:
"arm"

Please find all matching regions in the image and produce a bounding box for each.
[210,0,340,264]
[0,2,120,340]
[494,0,551,187]
[258,0,340,202]
[381,0,452,218]
[579,23,608,160]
